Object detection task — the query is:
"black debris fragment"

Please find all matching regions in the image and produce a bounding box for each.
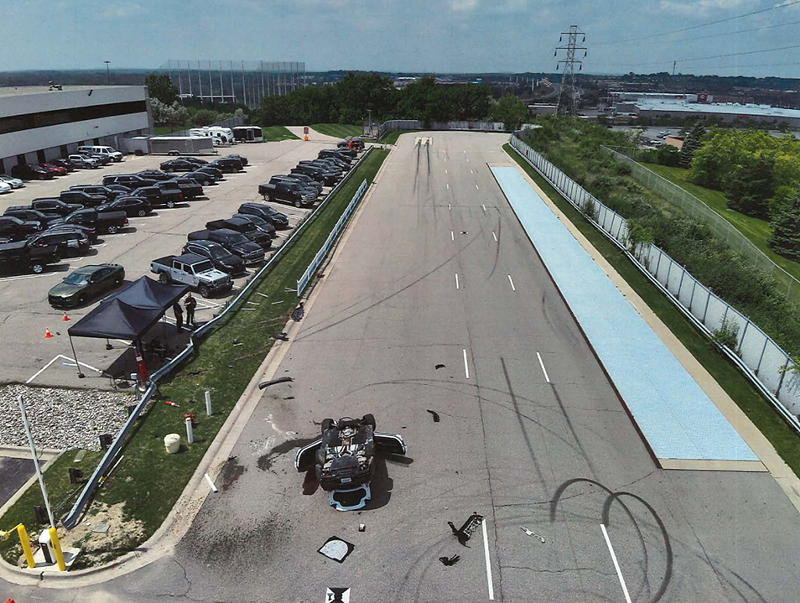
[439,555,461,566]
[448,513,484,546]
[435,364,446,370]
[272,332,289,341]
[258,376,294,390]
[291,302,305,322]
[426,409,441,423]
[318,536,355,563]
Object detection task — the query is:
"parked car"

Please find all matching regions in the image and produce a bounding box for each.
[338,138,364,152]
[67,154,99,169]
[178,156,209,165]
[30,198,83,216]
[302,158,344,174]
[196,166,224,181]
[69,185,123,201]
[268,175,319,198]
[270,173,323,195]
[164,177,203,199]
[11,164,54,180]
[0,239,60,274]
[0,181,11,194]
[291,164,339,186]
[319,149,353,164]
[3,208,61,229]
[48,264,125,308]
[49,208,128,235]
[160,159,196,172]
[206,217,271,249]
[225,153,248,166]
[150,253,232,298]
[181,240,245,275]
[0,174,25,189]
[231,213,276,237]
[0,216,42,240]
[40,163,68,176]
[98,196,152,217]
[76,145,123,163]
[187,229,265,265]
[137,169,173,182]
[59,190,107,208]
[185,170,216,186]
[105,183,132,195]
[259,181,316,207]
[209,157,244,173]
[132,185,183,208]
[46,223,97,243]
[102,174,156,189]
[237,203,290,229]
[81,152,111,166]
[29,229,90,258]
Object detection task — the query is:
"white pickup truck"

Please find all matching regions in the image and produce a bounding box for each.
[150,253,232,298]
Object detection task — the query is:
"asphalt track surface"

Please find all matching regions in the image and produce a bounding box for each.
[4,132,800,603]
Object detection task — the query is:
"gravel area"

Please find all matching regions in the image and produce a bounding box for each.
[0,385,133,451]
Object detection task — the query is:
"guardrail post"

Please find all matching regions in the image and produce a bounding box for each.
[702,289,712,323]
[737,316,751,355]
[776,356,792,397]
[755,337,769,375]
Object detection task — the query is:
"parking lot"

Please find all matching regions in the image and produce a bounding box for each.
[0,139,342,389]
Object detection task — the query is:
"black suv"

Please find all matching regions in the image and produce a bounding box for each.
[132,186,183,208]
[182,240,245,275]
[209,157,244,173]
[98,196,152,217]
[165,178,203,200]
[206,218,271,249]
[137,169,174,182]
[102,174,157,189]
[3,208,60,229]
[11,164,53,180]
[237,203,290,229]
[29,229,90,258]
[0,216,42,241]
[160,159,196,173]
[187,229,265,265]
[59,190,108,208]
[30,199,83,216]
[70,185,124,200]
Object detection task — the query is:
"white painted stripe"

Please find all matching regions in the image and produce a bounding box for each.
[446,183,450,190]
[448,203,451,211]
[26,355,61,384]
[482,518,495,600]
[60,354,102,373]
[455,273,460,290]
[445,169,448,174]
[492,232,498,242]
[507,274,516,291]
[601,524,632,603]
[470,169,474,174]
[537,352,550,383]
[463,348,470,379]
[204,473,218,493]
[482,204,487,212]
[466,158,470,163]
[476,184,479,190]
[451,231,454,241]
[0,272,60,283]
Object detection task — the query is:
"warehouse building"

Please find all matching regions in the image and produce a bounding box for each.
[617,97,800,128]
[0,86,152,175]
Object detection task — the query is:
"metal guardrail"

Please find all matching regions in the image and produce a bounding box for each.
[509,133,800,434]
[603,146,800,304]
[297,179,367,295]
[61,147,374,529]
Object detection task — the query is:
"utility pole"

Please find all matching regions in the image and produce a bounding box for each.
[18,396,55,527]
[673,60,677,76]
[104,61,111,85]
[367,109,372,137]
[554,25,587,116]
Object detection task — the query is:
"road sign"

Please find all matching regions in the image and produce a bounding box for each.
[304,126,309,135]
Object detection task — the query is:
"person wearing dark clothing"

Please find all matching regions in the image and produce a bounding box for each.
[173,302,183,332]
[184,293,197,327]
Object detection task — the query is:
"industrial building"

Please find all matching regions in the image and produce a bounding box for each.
[0,86,152,174]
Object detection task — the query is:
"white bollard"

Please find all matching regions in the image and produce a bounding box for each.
[185,417,194,444]
[205,390,212,416]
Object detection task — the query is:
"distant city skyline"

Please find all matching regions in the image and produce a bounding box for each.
[3,0,800,78]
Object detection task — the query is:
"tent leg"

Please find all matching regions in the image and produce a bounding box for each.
[106,338,113,351]
[68,336,85,379]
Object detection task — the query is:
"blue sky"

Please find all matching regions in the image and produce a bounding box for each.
[3,0,800,77]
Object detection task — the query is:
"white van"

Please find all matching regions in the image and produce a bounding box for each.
[76,145,123,162]
[189,127,234,145]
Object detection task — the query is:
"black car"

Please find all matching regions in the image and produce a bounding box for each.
[268,175,319,198]
[59,190,107,208]
[237,203,290,229]
[137,169,174,182]
[206,218,271,249]
[30,199,83,216]
[319,149,353,164]
[271,173,323,195]
[187,229,265,265]
[209,157,244,173]
[225,153,248,166]
[0,216,42,241]
[291,164,339,186]
[164,177,203,199]
[160,159,197,173]
[3,208,60,229]
[295,415,407,511]
[29,229,90,258]
[232,213,276,237]
[102,174,157,189]
[69,185,123,201]
[182,240,245,275]
[0,239,60,274]
[98,196,152,217]
[197,166,224,180]
[178,156,208,166]
[48,264,125,308]
[132,186,183,208]
[11,164,54,181]
[46,223,97,242]
[105,183,132,195]
[185,171,216,186]
[50,208,128,235]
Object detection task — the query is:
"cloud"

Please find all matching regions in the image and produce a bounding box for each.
[101,2,144,19]
[659,0,744,16]
[451,0,479,11]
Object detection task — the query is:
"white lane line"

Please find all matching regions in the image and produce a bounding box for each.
[507,274,516,291]
[467,158,471,163]
[536,352,551,383]
[455,273,460,290]
[446,183,450,190]
[451,231,454,241]
[482,518,495,600]
[463,348,470,379]
[476,184,480,191]
[0,272,60,283]
[601,524,633,603]
[482,204,487,212]
[445,169,448,174]
[470,169,474,174]
[60,354,102,373]
[444,157,447,162]
[26,355,62,384]
[492,231,498,242]
[448,203,452,211]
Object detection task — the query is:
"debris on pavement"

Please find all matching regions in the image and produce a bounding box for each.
[448,513,484,546]
[521,527,546,543]
[318,536,355,563]
[258,376,294,390]
[291,302,305,321]
[325,587,350,603]
[426,409,441,423]
[358,524,366,532]
[272,332,290,341]
[439,554,461,566]
[435,363,446,369]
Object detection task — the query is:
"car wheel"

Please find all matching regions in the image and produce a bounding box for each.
[77,294,87,306]
[114,277,122,287]
[362,414,376,430]
[31,263,44,274]
[263,194,270,202]
[107,225,118,234]
[294,200,302,208]
[159,272,170,284]
[321,418,333,433]
[199,285,210,298]
[166,200,175,209]
[137,209,146,217]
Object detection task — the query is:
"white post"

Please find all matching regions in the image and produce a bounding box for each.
[205,390,212,416]
[185,416,194,444]
[18,395,55,527]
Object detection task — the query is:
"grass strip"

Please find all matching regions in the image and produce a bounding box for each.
[309,124,364,139]
[504,143,800,477]
[261,126,299,142]
[0,149,389,568]
[378,129,419,145]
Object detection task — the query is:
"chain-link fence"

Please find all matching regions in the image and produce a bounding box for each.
[376,120,507,138]
[509,134,800,429]
[604,147,800,304]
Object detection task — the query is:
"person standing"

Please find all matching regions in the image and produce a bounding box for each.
[172,301,183,332]
[184,292,197,328]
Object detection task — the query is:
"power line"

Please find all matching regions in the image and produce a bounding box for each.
[666,18,800,45]
[616,43,800,67]
[594,0,800,46]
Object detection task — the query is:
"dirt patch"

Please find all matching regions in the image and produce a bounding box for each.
[219,456,246,491]
[257,437,317,472]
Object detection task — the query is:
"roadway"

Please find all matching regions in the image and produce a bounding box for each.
[4,131,800,602]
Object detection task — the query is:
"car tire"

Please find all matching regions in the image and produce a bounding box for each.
[362,414,376,430]
[294,200,302,208]
[159,272,170,284]
[78,294,87,306]
[31,263,44,274]
[166,200,175,209]
[321,418,333,433]
[137,209,147,217]
[263,194,271,202]
[199,285,210,298]
[107,225,118,234]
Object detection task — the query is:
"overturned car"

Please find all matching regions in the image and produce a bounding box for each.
[295,414,407,511]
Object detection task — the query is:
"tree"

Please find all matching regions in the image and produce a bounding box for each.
[489,95,529,130]
[678,121,705,168]
[768,190,800,260]
[150,99,189,130]
[192,109,219,127]
[144,73,178,105]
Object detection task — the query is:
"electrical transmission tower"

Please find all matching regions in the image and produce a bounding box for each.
[554,25,587,116]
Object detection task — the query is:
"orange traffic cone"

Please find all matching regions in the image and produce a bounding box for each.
[62,311,70,321]
[44,328,53,339]
[304,135,309,141]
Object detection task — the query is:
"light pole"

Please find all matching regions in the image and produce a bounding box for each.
[367,109,372,137]
[104,61,111,85]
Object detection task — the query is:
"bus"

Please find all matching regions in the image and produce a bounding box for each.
[233,126,264,143]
